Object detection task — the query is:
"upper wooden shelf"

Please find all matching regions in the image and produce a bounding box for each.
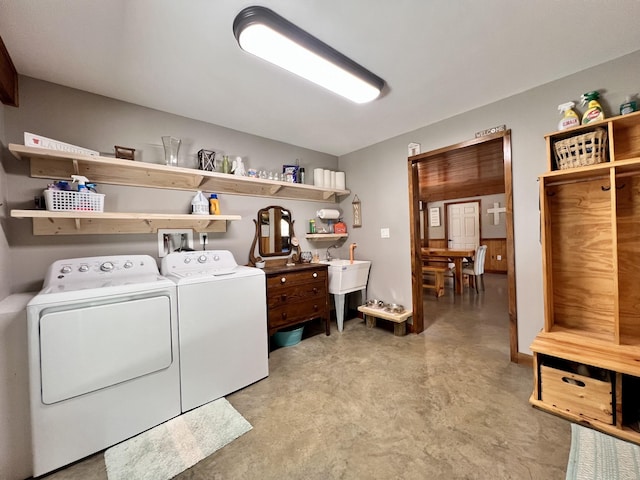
[11,210,240,235]
[9,144,350,203]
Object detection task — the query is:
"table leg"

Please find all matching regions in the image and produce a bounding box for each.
[454,258,463,294]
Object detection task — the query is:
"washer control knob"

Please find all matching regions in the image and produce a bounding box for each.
[100,262,114,272]
[183,257,191,264]
[78,264,90,273]
[60,266,72,274]
[124,261,133,269]
[198,255,208,264]
[213,254,220,261]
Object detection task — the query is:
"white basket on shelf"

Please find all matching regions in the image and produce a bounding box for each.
[44,190,105,212]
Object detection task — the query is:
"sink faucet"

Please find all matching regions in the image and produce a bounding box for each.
[326,244,340,261]
[349,242,357,264]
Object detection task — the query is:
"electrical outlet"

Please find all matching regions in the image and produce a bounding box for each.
[158,229,194,257]
[199,233,208,245]
[380,228,390,238]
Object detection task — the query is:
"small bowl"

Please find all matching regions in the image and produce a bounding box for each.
[366,299,384,308]
[384,303,405,314]
[255,261,266,268]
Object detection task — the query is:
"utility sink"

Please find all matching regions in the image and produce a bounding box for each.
[321,259,371,333]
[321,259,371,295]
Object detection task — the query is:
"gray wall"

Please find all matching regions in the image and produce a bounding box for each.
[3,77,340,293]
[338,49,640,355]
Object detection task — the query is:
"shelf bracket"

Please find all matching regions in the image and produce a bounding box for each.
[72,159,80,176]
[74,218,81,230]
[322,191,335,201]
[269,185,283,195]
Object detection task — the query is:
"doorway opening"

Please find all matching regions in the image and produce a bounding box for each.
[408,131,519,362]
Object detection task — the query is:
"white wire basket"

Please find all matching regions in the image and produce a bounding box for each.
[44,190,105,212]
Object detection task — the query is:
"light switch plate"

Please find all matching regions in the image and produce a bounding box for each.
[381,228,390,238]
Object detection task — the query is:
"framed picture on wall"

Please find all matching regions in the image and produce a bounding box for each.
[429,207,440,227]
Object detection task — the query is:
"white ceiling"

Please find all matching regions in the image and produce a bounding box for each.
[2,1,640,156]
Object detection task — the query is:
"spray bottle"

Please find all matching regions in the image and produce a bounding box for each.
[581,91,605,124]
[71,175,89,192]
[557,102,580,131]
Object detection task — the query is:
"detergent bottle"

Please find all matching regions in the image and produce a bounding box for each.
[581,91,605,124]
[71,175,89,192]
[557,102,580,130]
[209,193,221,215]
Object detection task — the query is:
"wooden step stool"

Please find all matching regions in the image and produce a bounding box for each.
[422,265,447,297]
[357,305,412,336]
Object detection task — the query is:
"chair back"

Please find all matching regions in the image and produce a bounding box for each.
[474,245,488,275]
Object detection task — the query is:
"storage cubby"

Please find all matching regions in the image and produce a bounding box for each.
[531,110,640,445]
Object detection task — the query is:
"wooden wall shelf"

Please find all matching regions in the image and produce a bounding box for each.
[9,144,350,203]
[305,233,349,240]
[10,210,240,235]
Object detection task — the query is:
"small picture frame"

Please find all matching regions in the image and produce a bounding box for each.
[198,149,216,171]
[429,207,441,227]
[352,195,362,228]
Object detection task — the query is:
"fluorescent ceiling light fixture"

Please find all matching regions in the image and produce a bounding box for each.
[233,6,385,104]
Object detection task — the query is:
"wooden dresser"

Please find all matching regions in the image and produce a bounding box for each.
[264,263,330,338]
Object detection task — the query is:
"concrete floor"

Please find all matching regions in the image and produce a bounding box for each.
[42,273,570,480]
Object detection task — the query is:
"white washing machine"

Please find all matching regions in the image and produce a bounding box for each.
[27,255,181,477]
[161,250,268,412]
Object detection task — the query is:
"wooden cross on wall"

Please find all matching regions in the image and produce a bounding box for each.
[487,202,506,225]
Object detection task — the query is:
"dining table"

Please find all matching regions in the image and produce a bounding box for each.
[421,247,476,294]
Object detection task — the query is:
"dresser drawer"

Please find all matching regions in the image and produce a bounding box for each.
[268,300,327,329]
[266,268,327,290]
[267,282,326,309]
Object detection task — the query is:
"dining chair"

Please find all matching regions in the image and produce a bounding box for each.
[462,245,488,293]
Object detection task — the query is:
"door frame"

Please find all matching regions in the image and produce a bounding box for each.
[408,130,519,362]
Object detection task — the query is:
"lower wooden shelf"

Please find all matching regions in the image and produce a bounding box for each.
[11,210,241,235]
[530,395,640,445]
[305,233,348,240]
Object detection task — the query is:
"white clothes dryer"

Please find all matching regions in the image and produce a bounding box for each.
[27,255,181,477]
[161,250,268,412]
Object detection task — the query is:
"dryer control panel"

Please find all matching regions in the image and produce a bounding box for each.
[161,250,239,277]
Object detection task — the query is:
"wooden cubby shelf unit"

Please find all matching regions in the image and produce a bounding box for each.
[531,110,640,445]
[9,144,350,203]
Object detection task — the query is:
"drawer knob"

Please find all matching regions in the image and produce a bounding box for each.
[281,294,287,301]
[312,287,318,294]
[313,304,319,311]
[281,277,286,283]
[281,312,287,319]
[312,272,318,278]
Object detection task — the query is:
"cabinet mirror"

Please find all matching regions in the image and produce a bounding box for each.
[249,205,299,266]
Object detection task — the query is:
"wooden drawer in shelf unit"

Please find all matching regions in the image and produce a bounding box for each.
[539,364,614,425]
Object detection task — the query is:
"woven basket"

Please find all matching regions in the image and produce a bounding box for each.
[554,128,608,170]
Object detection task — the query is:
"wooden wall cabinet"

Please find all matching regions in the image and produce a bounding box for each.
[264,263,330,338]
[530,110,640,444]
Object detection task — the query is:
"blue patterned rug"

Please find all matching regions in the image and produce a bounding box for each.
[567,424,640,479]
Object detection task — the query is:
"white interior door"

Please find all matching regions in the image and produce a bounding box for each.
[447,202,479,249]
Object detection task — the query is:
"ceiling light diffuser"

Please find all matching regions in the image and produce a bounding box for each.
[233,6,385,104]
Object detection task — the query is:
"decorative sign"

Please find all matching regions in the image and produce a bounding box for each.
[408,142,421,156]
[475,125,506,138]
[487,202,506,225]
[429,207,441,227]
[352,194,362,228]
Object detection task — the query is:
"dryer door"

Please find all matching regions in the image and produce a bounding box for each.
[39,295,173,404]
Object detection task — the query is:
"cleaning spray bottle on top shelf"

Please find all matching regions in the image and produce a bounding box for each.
[71,175,89,192]
[581,91,605,124]
[191,190,209,215]
[557,102,580,131]
[620,96,638,115]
